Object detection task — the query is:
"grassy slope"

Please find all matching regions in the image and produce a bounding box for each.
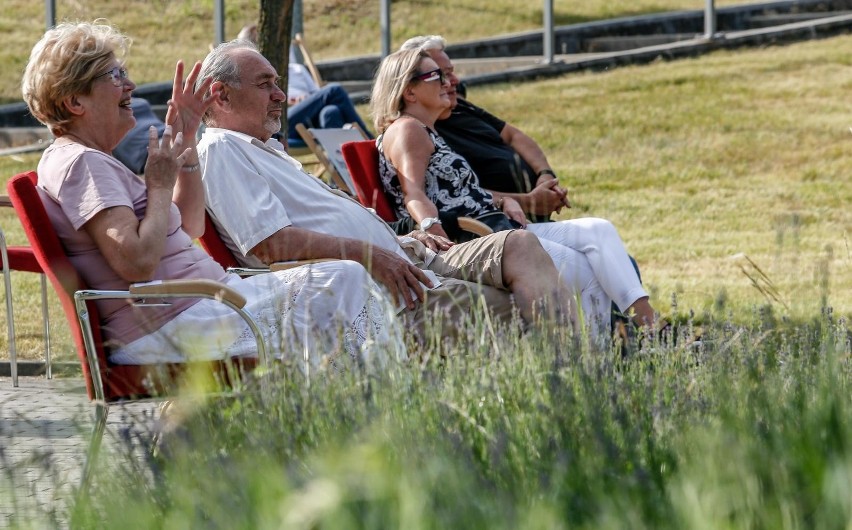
[466,39,852,320]
[0,0,749,104]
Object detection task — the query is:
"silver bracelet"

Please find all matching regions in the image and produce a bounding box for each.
[180,162,201,173]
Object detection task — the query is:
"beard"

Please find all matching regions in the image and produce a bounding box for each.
[264,114,282,136]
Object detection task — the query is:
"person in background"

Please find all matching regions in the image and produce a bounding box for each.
[22,21,402,370]
[371,48,659,344]
[237,24,372,149]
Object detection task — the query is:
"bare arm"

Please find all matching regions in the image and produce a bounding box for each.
[497,123,570,215]
[84,127,189,282]
[164,60,216,239]
[499,122,552,176]
[384,121,450,239]
[252,225,434,310]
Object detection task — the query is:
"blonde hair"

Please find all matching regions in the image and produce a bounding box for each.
[369,48,428,134]
[22,21,131,136]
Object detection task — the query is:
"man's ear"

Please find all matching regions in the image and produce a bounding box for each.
[211,81,230,106]
[62,95,85,116]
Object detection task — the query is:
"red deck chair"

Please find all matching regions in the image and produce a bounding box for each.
[7,171,268,486]
[339,140,492,237]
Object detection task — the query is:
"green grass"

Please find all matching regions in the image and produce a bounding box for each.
[1,8,851,528]
[0,0,751,104]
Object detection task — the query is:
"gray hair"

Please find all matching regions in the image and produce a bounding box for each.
[197,38,257,124]
[399,35,446,53]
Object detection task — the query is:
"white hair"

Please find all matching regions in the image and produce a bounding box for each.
[399,35,446,53]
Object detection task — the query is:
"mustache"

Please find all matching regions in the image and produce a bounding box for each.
[268,104,283,112]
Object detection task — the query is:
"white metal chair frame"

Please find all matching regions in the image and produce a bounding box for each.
[1,225,51,387]
[74,280,269,487]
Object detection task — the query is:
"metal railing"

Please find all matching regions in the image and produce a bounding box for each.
[43,0,719,59]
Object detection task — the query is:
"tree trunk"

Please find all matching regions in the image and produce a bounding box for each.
[258,0,294,135]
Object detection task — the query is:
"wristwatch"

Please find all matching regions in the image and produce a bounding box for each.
[419,217,442,231]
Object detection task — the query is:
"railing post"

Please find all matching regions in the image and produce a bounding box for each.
[45,0,55,30]
[214,0,225,45]
[543,0,555,63]
[705,0,716,39]
[380,0,391,57]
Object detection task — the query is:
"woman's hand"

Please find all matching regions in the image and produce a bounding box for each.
[164,61,215,140]
[501,197,528,228]
[408,229,454,252]
[144,125,190,192]
[85,125,190,283]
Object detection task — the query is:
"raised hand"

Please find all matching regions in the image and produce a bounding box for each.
[144,125,190,191]
[164,61,215,140]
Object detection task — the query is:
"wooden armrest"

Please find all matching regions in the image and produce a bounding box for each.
[458,217,494,236]
[130,279,246,308]
[269,258,337,272]
[0,195,12,208]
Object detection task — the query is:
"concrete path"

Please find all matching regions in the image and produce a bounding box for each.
[0,376,156,528]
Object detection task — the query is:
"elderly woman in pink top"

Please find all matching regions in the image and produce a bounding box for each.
[21,22,402,368]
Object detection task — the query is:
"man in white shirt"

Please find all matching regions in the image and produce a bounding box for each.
[196,40,579,338]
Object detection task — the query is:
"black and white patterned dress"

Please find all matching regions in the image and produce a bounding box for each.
[378,124,501,222]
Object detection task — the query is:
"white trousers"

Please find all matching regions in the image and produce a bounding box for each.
[111,260,405,372]
[526,217,648,341]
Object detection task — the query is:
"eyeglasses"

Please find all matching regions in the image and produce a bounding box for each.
[411,68,445,84]
[95,66,129,87]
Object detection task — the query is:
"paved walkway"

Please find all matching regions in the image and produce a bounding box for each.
[0,376,156,527]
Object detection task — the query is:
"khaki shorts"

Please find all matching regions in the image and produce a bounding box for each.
[400,230,518,340]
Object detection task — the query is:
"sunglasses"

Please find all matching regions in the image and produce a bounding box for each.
[411,68,445,84]
[95,66,129,87]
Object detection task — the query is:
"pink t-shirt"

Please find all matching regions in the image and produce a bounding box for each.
[37,141,229,346]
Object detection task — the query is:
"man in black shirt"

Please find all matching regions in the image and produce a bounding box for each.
[400,35,570,224]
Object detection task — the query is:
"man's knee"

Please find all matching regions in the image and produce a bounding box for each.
[319,105,344,128]
[505,230,548,258]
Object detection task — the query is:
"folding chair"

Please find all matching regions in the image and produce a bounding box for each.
[1,195,51,387]
[339,140,493,237]
[293,33,324,88]
[7,171,269,487]
[295,122,369,193]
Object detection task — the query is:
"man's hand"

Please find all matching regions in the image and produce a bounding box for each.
[164,61,214,140]
[527,179,571,215]
[366,247,435,310]
[406,230,454,252]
